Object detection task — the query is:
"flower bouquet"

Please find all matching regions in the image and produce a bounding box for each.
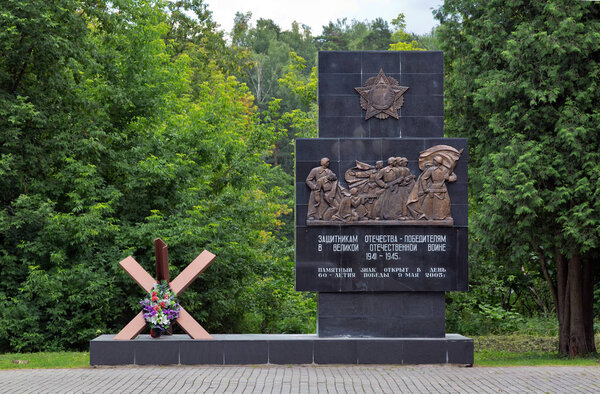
[140,280,180,338]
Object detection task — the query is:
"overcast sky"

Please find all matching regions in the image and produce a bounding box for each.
[203,0,443,37]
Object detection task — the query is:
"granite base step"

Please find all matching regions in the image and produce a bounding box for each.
[90,334,473,365]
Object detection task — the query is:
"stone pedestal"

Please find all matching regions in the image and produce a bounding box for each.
[317,292,445,338]
[295,51,472,363]
[90,334,473,365]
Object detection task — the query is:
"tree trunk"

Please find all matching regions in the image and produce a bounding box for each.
[556,253,569,355]
[567,254,589,357]
[582,256,596,353]
[555,252,596,357]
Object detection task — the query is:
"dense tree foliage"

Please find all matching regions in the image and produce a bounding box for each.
[317,18,392,50]
[0,0,313,352]
[5,0,595,355]
[389,13,426,51]
[437,0,600,356]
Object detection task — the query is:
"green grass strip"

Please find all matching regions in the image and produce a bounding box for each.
[0,352,89,369]
[475,350,600,366]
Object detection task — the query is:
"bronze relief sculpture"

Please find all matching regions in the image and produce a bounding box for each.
[306,157,335,221]
[354,69,409,120]
[305,145,463,226]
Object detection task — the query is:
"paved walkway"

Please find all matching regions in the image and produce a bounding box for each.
[1,365,599,393]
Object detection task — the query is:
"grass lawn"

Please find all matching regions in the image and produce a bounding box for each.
[475,350,600,366]
[472,334,600,366]
[0,352,89,369]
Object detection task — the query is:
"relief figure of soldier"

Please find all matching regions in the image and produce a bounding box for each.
[306,157,334,220]
[316,173,341,221]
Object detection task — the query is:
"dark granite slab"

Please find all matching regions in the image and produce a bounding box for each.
[90,334,473,366]
[318,51,444,139]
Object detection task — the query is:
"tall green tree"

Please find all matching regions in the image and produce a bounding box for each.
[389,13,426,51]
[0,0,308,352]
[231,14,316,111]
[436,0,600,356]
[317,18,392,50]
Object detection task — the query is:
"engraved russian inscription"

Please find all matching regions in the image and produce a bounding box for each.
[297,226,463,292]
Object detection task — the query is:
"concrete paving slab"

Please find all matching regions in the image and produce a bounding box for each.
[1,365,599,393]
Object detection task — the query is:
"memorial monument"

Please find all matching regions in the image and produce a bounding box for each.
[90,51,472,365]
[295,51,472,363]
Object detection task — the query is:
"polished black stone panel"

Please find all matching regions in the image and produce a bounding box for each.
[269,340,314,364]
[89,338,134,365]
[446,182,468,205]
[296,204,307,227]
[318,51,444,139]
[339,138,383,162]
[296,226,468,292]
[319,51,443,76]
[380,138,426,160]
[361,52,400,74]
[400,51,444,74]
[294,51,470,349]
[319,116,444,139]
[455,228,469,291]
[224,341,269,364]
[368,118,402,138]
[319,117,369,138]
[403,339,447,364]
[319,51,362,73]
[180,341,224,364]
[399,117,444,138]
[135,340,180,365]
[319,73,362,96]
[361,72,401,85]
[320,95,363,117]
[447,337,474,364]
[400,95,444,117]
[296,137,468,292]
[317,292,445,337]
[90,334,474,365]
[452,204,468,227]
[314,340,357,364]
[296,182,310,204]
[357,341,403,364]
[295,138,341,161]
[400,74,443,96]
[403,316,445,337]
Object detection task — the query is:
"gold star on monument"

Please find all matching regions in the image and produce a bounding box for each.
[355,69,409,120]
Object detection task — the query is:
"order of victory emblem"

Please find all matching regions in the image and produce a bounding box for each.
[354,69,409,120]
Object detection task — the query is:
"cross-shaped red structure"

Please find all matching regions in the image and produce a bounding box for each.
[114,239,215,340]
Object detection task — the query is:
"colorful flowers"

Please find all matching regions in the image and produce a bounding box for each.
[140,280,180,334]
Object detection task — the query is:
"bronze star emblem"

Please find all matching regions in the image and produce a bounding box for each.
[355,69,409,120]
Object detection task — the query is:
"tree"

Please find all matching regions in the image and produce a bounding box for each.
[0,0,308,352]
[436,0,600,356]
[389,13,426,51]
[231,15,316,110]
[317,18,392,51]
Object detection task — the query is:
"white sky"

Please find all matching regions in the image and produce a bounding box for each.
[203,0,443,37]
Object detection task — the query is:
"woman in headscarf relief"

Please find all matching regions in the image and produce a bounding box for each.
[374,157,404,219]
